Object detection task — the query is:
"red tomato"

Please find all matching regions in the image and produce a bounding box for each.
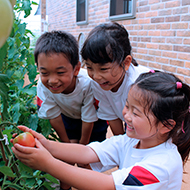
[13,132,36,147]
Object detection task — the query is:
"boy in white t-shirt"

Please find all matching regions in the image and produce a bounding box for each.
[34,31,108,190]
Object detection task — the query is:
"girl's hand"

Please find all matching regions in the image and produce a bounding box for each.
[11,138,53,172]
[11,125,48,148]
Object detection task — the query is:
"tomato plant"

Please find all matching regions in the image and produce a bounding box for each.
[0,0,59,189]
[13,131,36,147]
[0,0,13,48]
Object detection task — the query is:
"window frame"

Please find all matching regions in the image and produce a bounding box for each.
[76,0,88,25]
[109,0,136,21]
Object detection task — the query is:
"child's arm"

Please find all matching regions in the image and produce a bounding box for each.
[79,121,94,145]
[109,118,125,135]
[12,140,115,190]
[12,126,98,164]
[49,115,70,143]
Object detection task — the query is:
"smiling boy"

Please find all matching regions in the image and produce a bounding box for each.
[34,31,108,190]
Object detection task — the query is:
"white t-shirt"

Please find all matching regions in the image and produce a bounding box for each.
[88,135,183,190]
[37,68,98,122]
[91,64,150,121]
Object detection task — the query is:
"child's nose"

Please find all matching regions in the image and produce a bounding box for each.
[93,72,102,80]
[123,110,132,122]
[49,76,58,84]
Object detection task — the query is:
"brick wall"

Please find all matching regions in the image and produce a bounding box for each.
[47,0,190,84]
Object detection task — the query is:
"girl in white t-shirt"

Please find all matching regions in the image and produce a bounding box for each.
[81,22,150,135]
[12,71,190,190]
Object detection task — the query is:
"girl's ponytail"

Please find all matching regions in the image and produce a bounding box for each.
[172,83,190,164]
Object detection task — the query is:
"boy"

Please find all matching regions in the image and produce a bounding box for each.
[34,31,108,190]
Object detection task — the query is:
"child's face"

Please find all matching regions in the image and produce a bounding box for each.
[37,53,80,94]
[85,59,125,92]
[122,86,164,149]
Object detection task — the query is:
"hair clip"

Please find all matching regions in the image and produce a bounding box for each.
[176,82,182,89]
[149,69,155,73]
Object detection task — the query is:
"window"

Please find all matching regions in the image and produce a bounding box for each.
[76,0,88,25]
[109,0,136,20]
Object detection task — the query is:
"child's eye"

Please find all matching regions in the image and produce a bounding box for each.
[41,72,48,75]
[100,67,109,71]
[57,72,65,75]
[86,66,92,70]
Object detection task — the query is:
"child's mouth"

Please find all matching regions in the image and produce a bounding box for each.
[49,85,61,91]
[100,81,109,87]
[127,125,134,131]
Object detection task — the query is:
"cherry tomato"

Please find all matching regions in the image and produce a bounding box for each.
[0,0,13,48]
[13,132,36,147]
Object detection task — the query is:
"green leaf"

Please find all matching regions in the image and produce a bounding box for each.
[20,177,36,187]
[15,79,25,90]
[18,23,27,36]
[2,181,23,190]
[0,74,10,82]
[18,161,33,175]
[22,0,32,18]
[27,63,37,82]
[8,43,17,59]
[12,102,21,123]
[39,119,52,138]
[28,114,38,130]
[22,86,36,95]
[0,166,16,177]
[0,83,9,97]
[1,95,9,120]
[32,1,39,5]
[43,174,59,184]
[0,42,8,70]
[42,180,57,190]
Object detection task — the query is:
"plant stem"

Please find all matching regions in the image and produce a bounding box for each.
[0,122,20,177]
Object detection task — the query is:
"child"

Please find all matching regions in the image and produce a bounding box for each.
[81,22,150,135]
[34,31,108,190]
[12,71,190,190]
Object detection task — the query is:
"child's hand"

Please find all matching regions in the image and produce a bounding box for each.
[11,138,53,172]
[11,125,48,148]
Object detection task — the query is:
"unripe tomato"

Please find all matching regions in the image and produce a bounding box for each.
[9,0,16,8]
[13,132,36,147]
[0,0,13,48]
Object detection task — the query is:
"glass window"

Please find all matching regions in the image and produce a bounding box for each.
[109,0,136,20]
[76,0,88,25]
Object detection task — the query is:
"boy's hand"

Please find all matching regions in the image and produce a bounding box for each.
[11,138,53,172]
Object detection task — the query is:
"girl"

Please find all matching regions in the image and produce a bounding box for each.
[81,22,150,135]
[12,71,190,190]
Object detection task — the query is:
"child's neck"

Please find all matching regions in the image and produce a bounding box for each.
[136,139,166,149]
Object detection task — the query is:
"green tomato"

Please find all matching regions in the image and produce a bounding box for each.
[9,0,16,8]
[0,0,13,48]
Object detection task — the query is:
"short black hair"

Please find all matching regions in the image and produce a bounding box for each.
[34,31,79,68]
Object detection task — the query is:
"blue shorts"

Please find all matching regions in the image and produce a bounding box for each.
[61,114,108,142]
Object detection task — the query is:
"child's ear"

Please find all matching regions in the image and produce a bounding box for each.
[123,55,132,71]
[160,119,176,134]
[74,61,81,76]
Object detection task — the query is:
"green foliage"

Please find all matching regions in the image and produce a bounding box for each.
[0,0,59,189]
